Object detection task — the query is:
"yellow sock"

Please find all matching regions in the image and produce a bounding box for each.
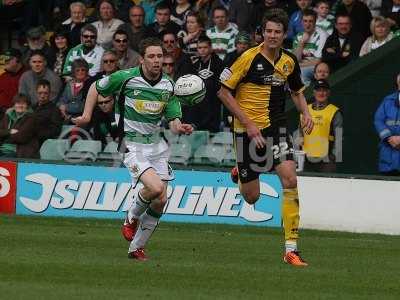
[282,188,300,242]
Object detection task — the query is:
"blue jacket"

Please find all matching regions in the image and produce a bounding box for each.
[287,10,304,42]
[374,91,400,172]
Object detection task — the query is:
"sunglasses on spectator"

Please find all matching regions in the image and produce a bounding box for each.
[103,59,116,64]
[163,40,175,44]
[82,34,96,39]
[163,62,174,66]
[98,99,112,105]
[74,68,88,72]
[114,38,128,43]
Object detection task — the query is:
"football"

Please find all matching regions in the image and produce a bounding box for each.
[174,74,206,106]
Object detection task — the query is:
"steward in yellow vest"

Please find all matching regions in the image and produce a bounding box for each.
[300,79,342,172]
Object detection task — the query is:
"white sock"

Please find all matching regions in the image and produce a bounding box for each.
[127,191,150,223]
[285,240,297,254]
[128,208,161,253]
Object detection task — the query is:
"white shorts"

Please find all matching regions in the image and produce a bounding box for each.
[123,139,174,188]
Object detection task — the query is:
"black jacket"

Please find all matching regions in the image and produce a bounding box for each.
[34,101,63,145]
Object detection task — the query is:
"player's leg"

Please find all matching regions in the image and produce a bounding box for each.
[275,160,307,266]
[238,178,260,204]
[128,169,167,261]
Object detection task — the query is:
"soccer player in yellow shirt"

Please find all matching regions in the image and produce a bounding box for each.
[218,8,313,266]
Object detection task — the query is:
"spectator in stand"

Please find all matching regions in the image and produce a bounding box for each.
[223,31,252,67]
[145,2,181,37]
[292,9,328,85]
[114,0,135,23]
[360,16,394,56]
[315,0,335,36]
[253,0,292,33]
[299,79,342,172]
[206,6,239,61]
[162,32,182,62]
[361,0,383,17]
[0,49,25,113]
[60,1,88,47]
[177,11,205,56]
[181,35,224,132]
[374,73,400,175]
[21,26,54,68]
[381,0,400,31]
[287,0,312,44]
[48,29,71,77]
[112,29,140,70]
[322,14,364,72]
[33,79,63,146]
[162,53,177,80]
[229,0,256,33]
[91,0,124,49]
[90,94,117,147]
[58,58,91,123]
[313,61,331,81]
[0,93,39,158]
[335,0,373,42]
[19,51,62,107]
[118,5,147,52]
[141,0,164,26]
[63,24,105,77]
[171,0,193,28]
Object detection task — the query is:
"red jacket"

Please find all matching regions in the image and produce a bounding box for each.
[0,67,25,110]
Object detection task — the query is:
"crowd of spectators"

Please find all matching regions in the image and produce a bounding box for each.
[0,0,399,173]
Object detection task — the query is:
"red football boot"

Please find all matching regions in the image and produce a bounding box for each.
[128,248,149,261]
[121,216,138,241]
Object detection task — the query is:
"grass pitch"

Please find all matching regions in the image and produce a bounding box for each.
[0,215,399,300]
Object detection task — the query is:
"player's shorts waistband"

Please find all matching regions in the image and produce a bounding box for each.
[124,132,162,144]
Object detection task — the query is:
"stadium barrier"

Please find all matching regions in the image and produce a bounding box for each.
[0,161,399,234]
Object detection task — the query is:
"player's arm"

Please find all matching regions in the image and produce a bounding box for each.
[291,91,313,134]
[218,86,265,148]
[72,82,98,126]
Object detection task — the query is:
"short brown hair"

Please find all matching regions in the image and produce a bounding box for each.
[13,93,31,106]
[138,37,163,57]
[262,8,289,33]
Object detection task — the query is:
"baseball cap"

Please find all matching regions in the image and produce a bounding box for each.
[26,26,45,39]
[3,48,22,61]
[313,79,330,90]
[235,31,251,45]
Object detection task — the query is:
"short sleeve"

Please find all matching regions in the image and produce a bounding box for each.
[95,71,125,97]
[287,57,305,93]
[164,95,182,121]
[220,53,251,90]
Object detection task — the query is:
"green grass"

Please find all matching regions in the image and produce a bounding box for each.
[0,215,399,300]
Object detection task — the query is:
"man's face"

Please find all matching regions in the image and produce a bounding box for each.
[71,5,85,23]
[263,21,285,50]
[113,33,128,52]
[302,15,316,33]
[162,34,176,54]
[162,56,174,76]
[265,0,276,7]
[141,46,163,77]
[81,30,97,48]
[97,95,114,113]
[37,85,50,105]
[99,1,113,21]
[335,16,351,36]
[29,54,45,73]
[156,8,170,26]
[102,54,118,74]
[236,42,249,54]
[296,0,311,10]
[28,36,45,50]
[129,7,144,28]
[342,0,354,6]
[5,57,19,73]
[197,41,212,59]
[314,88,330,102]
[316,2,329,18]
[213,9,228,30]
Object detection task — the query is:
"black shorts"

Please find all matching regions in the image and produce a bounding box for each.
[234,127,294,183]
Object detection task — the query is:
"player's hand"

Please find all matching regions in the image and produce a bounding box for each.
[71,116,89,127]
[177,123,193,135]
[301,113,314,135]
[388,136,400,148]
[246,122,265,149]
[10,129,18,134]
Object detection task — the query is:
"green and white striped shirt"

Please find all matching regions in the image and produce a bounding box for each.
[292,28,328,60]
[96,67,182,142]
[63,44,105,76]
[206,23,238,60]
[316,15,334,36]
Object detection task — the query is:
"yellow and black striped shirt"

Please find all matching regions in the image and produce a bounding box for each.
[222,43,305,132]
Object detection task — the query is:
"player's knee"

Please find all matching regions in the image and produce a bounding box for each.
[243,190,260,204]
[148,182,165,199]
[282,175,297,189]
